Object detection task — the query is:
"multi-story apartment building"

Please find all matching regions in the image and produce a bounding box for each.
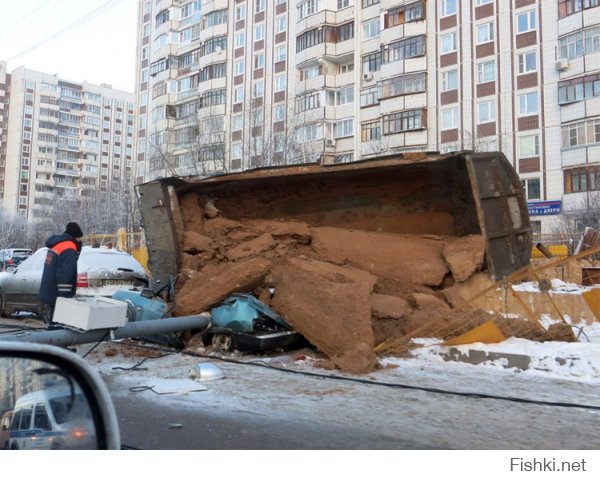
[1,66,135,223]
[0,62,10,199]
[135,0,600,234]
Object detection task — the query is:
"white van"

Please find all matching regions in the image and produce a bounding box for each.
[8,387,96,450]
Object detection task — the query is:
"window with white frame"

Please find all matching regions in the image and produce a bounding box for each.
[441,107,459,130]
[256,0,265,13]
[517,10,536,34]
[255,23,265,41]
[254,52,265,69]
[234,86,244,103]
[477,60,496,84]
[337,0,352,9]
[333,118,354,138]
[476,0,493,4]
[235,59,245,76]
[253,80,264,98]
[441,32,457,54]
[274,104,286,122]
[477,100,496,124]
[522,178,541,200]
[276,45,287,62]
[232,143,242,159]
[441,69,458,91]
[275,75,286,92]
[518,51,537,74]
[277,15,287,33]
[236,4,246,20]
[362,18,379,40]
[476,22,494,44]
[235,32,245,48]
[233,114,243,131]
[519,134,540,157]
[441,0,457,16]
[518,91,538,116]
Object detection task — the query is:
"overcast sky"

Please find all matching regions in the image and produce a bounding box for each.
[0,0,138,92]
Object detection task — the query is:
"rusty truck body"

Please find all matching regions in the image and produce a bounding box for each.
[136,151,532,291]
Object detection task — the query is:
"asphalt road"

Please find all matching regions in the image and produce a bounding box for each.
[2,317,600,450]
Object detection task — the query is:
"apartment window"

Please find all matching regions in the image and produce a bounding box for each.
[382,109,424,134]
[337,0,352,9]
[517,10,536,34]
[156,9,170,27]
[476,22,494,44]
[336,22,355,42]
[363,0,379,7]
[296,28,324,52]
[518,51,537,74]
[441,32,457,54]
[253,80,264,98]
[386,35,425,62]
[276,45,287,62]
[379,72,426,99]
[518,91,539,116]
[254,53,265,69]
[362,51,382,73]
[476,0,493,4]
[477,100,496,124]
[339,63,354,73]
[154,34,168,50]
[235,32,245,48]
[441,69,458,91]
[559,27,600,60]
[564,166,600,193]
[325,85,354,106]
[559,0,600,17]
[232,143,242,159]
[236,4,246,20]
[296,91,320,112]
[441,107,459,130]
[233,114,243,131]
[360,86,379,107]
[277,15,287,33]
[361,121,380,141]
[477,61,496,84]
[561,118,600,148]
[255,23,265,41]
[522,178,541,200]
[275,75,287,92]
[519,134,540,157]
[385,1,424,26]
[558,75,600,104]
[274,104,286,121]
[252,108,264,126]
[300,65,321,80]
[362,18,380,40]
[234,87,245,103]
[235,59,245,76]
[204,9,228,27]
[441,0,457,17]
[333,118,354,138]
[256,0,265,13]
[297,0,321,21]
[200,63,226,82]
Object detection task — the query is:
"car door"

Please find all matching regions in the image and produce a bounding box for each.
[3,249,47,312]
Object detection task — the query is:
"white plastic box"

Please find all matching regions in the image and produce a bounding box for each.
[53,296,128,330]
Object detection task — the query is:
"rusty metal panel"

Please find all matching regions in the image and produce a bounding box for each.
[136,181,181,292]
[466,152,532,280]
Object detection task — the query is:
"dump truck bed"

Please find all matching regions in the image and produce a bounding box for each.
[137,151,531,289]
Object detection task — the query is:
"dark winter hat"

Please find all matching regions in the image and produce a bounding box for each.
[65,222,83,238]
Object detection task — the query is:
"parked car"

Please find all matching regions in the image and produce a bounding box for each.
[0,341,121,449]
[0,246,148,317]
[0,248,33,272]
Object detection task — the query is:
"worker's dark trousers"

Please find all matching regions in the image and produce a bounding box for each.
[41,303,56,328]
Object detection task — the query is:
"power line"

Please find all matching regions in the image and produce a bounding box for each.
[0,0,65,41]
[6,0,126,63]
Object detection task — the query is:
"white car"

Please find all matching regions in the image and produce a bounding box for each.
[0,246,148,317]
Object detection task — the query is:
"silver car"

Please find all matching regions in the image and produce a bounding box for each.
[0,246,148,317]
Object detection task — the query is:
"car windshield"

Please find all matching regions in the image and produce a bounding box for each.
[48,393,91,424]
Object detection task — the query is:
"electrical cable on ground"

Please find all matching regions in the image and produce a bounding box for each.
[110,341,600,413]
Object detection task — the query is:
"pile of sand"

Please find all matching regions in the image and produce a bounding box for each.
[169,191,498,374]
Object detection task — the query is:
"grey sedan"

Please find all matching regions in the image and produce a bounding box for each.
[0,246,148,317]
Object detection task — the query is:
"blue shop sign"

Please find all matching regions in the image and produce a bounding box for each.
[528,200,562,216]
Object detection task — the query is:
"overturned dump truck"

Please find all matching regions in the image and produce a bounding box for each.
[137,151,532,372]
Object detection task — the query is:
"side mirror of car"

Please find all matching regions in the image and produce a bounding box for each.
[0,341,121,450]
